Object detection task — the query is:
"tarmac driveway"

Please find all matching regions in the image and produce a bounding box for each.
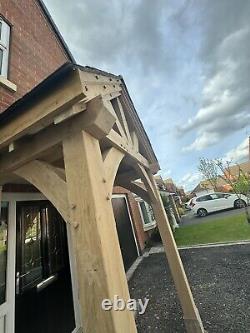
[129,244,250,333]
[181,207,246,226]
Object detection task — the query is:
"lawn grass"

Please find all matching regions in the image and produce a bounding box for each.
[174,213,250,246]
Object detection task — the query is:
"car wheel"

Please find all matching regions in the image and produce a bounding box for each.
[234,199,246,208]
[197,208,207,217]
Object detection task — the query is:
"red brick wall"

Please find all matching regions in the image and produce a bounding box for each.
[113,186,150,251]
[0,0,70,113]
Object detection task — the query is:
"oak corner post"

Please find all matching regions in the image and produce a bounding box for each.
[149,174,205,333]
[62,130,137,333]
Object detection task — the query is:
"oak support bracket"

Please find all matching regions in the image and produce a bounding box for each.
[14,160,70,223]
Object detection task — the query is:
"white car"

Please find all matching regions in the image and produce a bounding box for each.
[190,192,248,217]
[185,199,193,210]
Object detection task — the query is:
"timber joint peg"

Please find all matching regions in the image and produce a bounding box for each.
[73,222,79,229]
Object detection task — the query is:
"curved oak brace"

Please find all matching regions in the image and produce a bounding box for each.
[14,160,70,222]
[117,180,151,204]
[102,147,125,194]
[134,164,157,203]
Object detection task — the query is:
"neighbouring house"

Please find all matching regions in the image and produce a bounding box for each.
[225,160,250,179]
[154,176,181,227]
[0,1,205,333]
[192,160,250,196]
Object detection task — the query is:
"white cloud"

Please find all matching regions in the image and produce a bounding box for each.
[179,21,250,151]
[182,132,220,152]
[223,137,249,163]
[160,169,172,178]
[179,172,202,191]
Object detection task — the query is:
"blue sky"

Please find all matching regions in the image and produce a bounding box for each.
[44,0,250,191]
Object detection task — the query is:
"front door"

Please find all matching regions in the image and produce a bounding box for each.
[15,201,76,333]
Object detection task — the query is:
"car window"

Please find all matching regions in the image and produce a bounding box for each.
[210,193,229,199]
[197,195,213,202]
[211,193,224,199]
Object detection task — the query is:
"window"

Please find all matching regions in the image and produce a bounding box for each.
[0,18,10,77]
[138,200,156,230]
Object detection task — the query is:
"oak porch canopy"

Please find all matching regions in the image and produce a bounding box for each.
[0,63,204,333]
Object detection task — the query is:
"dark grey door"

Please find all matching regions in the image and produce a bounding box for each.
[15,201,75,333]
[112,197,138,271]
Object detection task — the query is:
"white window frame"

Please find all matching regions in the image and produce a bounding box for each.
[0,17,10,78]
[136,199,156,231]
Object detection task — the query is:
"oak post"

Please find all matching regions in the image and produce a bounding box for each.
[148,175,205,333]
[63,130,137,333]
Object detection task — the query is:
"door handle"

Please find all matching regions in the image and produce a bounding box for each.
[16,272,20,295]
[36,274,57,292]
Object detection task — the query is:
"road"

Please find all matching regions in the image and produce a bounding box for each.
[181,207,246,226]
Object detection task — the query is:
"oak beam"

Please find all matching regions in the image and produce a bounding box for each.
[0,96,115,174]
[135,164,157,203]
[118,180,151,204]
[148,174,205,333]
[0,69,85,150]
[14,160,70,222]
[106,129,150,169]
[63,130,137,333]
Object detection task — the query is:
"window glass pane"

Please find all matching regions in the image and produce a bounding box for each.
[0,201,8,305]
[45,207,65,275]
[20,206,43,292]
[0,48,3,74]
[139,202,151,225]
[146,203,155,223]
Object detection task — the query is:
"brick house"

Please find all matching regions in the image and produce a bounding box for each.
[0,1,157,332]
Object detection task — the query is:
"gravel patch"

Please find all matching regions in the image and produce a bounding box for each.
[129,244,250,332]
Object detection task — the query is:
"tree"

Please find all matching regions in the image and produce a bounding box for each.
[215,159,250,223]
[198,158,250,224]
[198,157,219,190]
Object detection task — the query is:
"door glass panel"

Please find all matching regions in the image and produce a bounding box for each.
[45,207,65,275]
[20,206,43,292]
[0,202,8,305]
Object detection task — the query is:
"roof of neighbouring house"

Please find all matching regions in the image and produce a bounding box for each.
[227,161,250,176]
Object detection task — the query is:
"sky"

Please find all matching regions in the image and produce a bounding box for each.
[44,0,250,191]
